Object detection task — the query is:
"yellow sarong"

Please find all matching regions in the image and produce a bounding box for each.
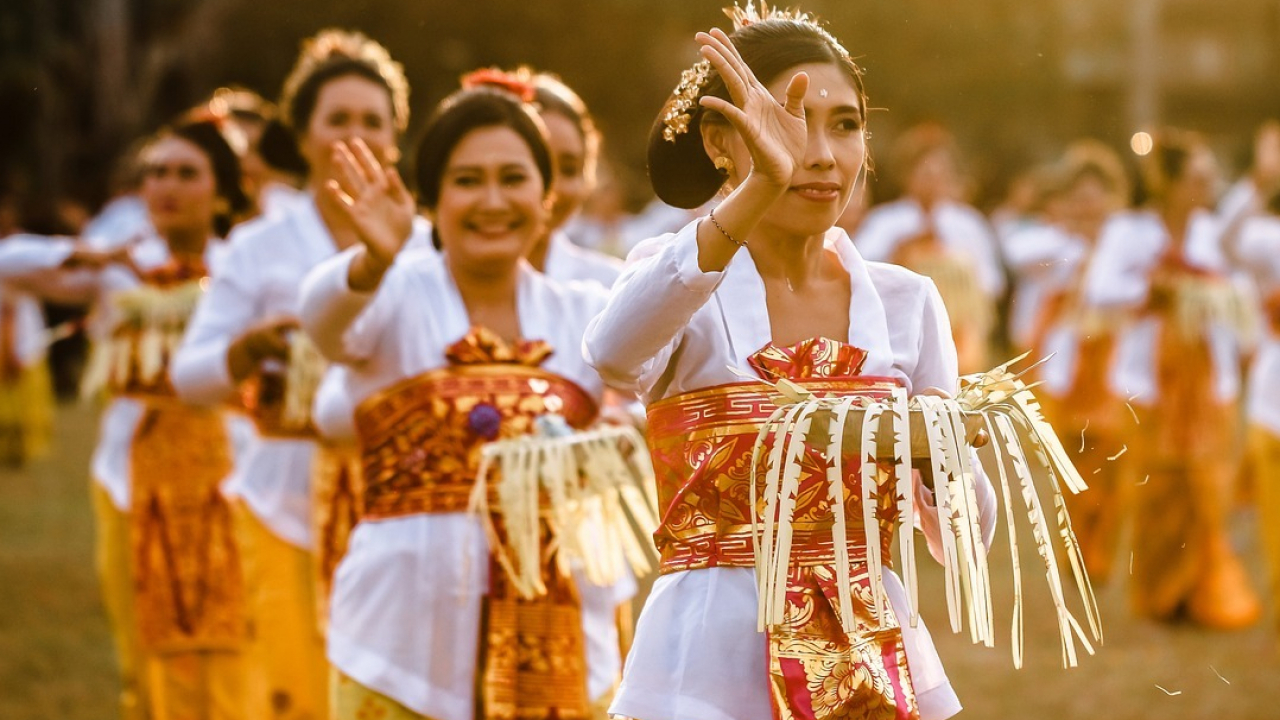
[1250,424,1280,629]
[92,483,150,720]
[233,500,328,720]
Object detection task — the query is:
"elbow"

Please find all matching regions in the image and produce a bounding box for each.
[169,355,231,407]
[582,333,639,392]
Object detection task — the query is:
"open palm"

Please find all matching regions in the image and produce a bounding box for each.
[325,138,415,266]
[696,27,808,188]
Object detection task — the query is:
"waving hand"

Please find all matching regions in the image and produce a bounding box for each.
[325,138,415,268]
[696,27,808,189]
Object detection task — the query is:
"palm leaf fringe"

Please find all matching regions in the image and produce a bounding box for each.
[745,353,1102,668]
[468,419,659,599]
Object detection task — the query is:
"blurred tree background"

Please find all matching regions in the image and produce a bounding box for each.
[3,0,1280,215]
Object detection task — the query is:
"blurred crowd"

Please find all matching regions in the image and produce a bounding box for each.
[1,19,1278,719]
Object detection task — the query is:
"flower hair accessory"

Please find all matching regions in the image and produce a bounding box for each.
[461,68,536,103]
[725,1,818,29]
[661,60,711,143]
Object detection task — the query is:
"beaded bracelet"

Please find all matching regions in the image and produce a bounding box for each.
[707,211,746,248]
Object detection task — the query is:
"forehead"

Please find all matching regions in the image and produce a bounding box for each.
[315,74,392,110]
[447,125,537,167]
[142,136,210,168]
[764,62,861,114]
[539,112,584,155]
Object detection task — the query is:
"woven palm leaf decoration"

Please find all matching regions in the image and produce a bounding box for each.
[281,331,328,431]
[749,352,1102,669]
[81,281,206,398]
[468,417,660,599]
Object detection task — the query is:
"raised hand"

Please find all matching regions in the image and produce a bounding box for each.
[325,138,415,268]
[696,27,808,190]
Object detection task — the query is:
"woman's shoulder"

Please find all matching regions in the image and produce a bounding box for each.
[863,258,935,299]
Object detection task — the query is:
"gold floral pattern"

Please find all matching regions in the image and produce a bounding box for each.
[131,402,246,652]
[646,337,919,720]
[353,326,598,720]
[354,328,596,520]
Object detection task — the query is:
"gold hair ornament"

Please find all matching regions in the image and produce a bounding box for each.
[661,60,712,143]
[725,1,818,29]
[662,3,839,144]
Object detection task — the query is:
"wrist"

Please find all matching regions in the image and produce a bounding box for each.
[348,247,391,292]
[740,170,789,198]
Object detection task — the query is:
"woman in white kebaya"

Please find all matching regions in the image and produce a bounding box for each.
[299,78,627,720]
[0,118,251,720]
[1084,130,1260,629]
[1015,141,1131,582]
[852,123,1004,373]
[170,29,419,720]
[584,8,994,720]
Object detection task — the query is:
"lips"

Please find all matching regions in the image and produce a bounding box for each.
[790,182,841,202]
[464,217,523,238]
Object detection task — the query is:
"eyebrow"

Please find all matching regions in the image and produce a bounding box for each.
[446,162,531,174]
[829,104,862,116]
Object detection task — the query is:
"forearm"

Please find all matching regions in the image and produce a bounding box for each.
[0,235,76,281]
[300,248,378,363]
[692,175,785,272]
[172,336,239,405]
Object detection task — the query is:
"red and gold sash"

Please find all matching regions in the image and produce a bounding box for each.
[116,260,248,651]
[352,326,600,720]
[646,336,920,720]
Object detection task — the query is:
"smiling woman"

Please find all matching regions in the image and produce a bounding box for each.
[298,77,631,720]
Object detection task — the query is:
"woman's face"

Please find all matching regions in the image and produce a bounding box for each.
[1065,174,1115,231]
[541,110,592,233]
[1169,146,1218,210]
[433,125,549,274]
[299,74,396,185]
[716,62,866,239]
[140,136,218,238]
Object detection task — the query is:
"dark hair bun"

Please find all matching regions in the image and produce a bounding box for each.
[646,104,722,210]
[257,118,309,177]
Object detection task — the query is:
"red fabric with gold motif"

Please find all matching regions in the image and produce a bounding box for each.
[645,336,920,720]
[352,326,600,720]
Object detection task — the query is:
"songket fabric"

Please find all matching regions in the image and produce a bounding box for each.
[172,200,433,720]
[647,352,919,719]
[585,222,997,720]
[1086,209,1259,627]
[92,483,150,720]
[310,439,364,630]
[0,232,235,719]
[300,249,631,720]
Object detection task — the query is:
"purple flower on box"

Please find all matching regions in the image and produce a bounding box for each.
[467,403,502,440]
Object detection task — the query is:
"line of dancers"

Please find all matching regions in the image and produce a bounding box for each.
[1,3,1278,720]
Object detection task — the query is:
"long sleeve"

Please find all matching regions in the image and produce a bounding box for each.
[582,220,726,389]
[0,235,102,305]
[171,245,263,405]
[909,278,998,559]
[1083,215,1155,309]
[298,248,381,365]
